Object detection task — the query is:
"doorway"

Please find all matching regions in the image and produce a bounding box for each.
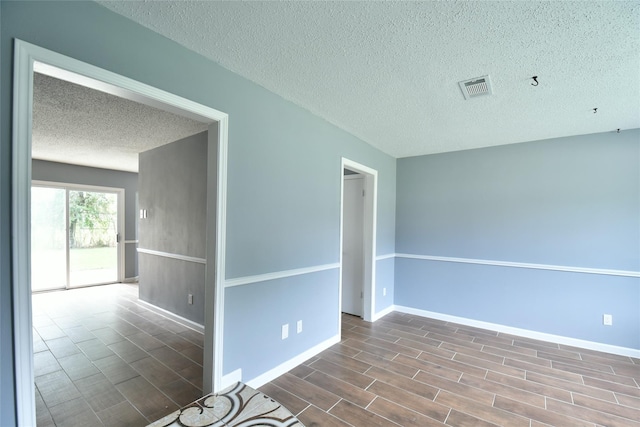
[341,172,365,317]
[31,182,124,291]
[12,39,229,426]
[340,158,377,323]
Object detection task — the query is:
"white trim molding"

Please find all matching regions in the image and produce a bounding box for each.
[124,240,139,244]
[376,253,396,261]
[394,305,640,359]
[137,247,206,265]
[246,334,341,389]
[11,39,230,424]
[396,253,640,278]
[371,304,395,322]
[341,158,378,323]
[136,299,204,333]
[224,263,340,288]
[221,369,243,391]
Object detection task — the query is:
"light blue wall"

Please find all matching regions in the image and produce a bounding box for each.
[32,160,139,279]
[0,2,396,420]
[375,258,395,313]
[224,269,339,381]
[395,130,640,349]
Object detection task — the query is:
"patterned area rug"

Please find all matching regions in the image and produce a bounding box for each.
[148,382,304,427]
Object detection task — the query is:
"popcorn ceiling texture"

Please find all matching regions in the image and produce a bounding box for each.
[95,1,639,158]
[32,73,208,172]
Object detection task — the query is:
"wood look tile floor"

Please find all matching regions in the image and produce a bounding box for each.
[32,284,203,427]
[260,313,640,427]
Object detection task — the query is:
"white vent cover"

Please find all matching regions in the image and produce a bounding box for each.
[459,75,493,100]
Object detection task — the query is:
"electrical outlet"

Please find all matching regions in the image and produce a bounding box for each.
[383,287,387,297]
[281,324,289,340]
[188,294,193,305]
[603,314,613,326]
[297,320,303,334]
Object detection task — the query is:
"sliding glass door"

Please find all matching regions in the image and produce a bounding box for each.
[31,183,122,291]
[31,186,67,291]
[68,190,118,287]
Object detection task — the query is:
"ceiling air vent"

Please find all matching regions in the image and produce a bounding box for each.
[459,75,492,100]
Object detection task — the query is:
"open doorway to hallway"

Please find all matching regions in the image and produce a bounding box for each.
[340,158,378,323]
[30,71,209,424]
[342,169,365,317]
[12,40,229,426]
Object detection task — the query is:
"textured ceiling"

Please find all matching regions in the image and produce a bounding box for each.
[33,73,209,172]
[96,0,640,158]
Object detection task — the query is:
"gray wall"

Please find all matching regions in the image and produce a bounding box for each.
[32,160,139,279]
[138,131,208,324]
[395,130,640,349]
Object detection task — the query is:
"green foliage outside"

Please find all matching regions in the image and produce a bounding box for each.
[69,191,117,248]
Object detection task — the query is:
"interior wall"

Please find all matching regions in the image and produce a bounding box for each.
[31,160,139,280]
[0,1,396,412]
[138,131,208,325]
[395,130,640,349]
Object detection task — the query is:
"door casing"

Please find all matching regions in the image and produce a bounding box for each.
[339,158,377,326]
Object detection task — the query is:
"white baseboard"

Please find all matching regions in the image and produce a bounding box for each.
[371,304,395,322]
[136,299,205,334]
[245,334,341,389]
[220,369,243,391]
[394,305,640,358]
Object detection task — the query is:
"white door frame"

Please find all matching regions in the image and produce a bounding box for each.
[12,39,229,426]
[340,158,377,324]
[31,180,126,289]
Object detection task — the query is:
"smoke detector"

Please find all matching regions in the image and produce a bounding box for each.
[459,75,493,100]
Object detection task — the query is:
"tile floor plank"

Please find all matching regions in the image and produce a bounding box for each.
[32,284,204,425]
[368,396,447,427]
[435,390,530,427]
[48,397,102,427]
[366,379,450,422]
[272,373,341,411]
[329,399,402,427]
[309,358,375,389]
[262,312,639,427]
[115,376,178,419]
[34,286,637,427]
[304,370,376,408]
[258,383,311,415]
[298,404,353,427]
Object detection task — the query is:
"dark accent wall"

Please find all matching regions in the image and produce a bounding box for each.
[138,131,208,324]
[32,160,139,279]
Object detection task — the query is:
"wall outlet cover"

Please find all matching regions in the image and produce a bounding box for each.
[282,324,289,339]
[603,314,613,326]
[297,320,303,333]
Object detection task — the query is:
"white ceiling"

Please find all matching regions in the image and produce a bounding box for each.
[94,0,639,158]
[33,73,209,172]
